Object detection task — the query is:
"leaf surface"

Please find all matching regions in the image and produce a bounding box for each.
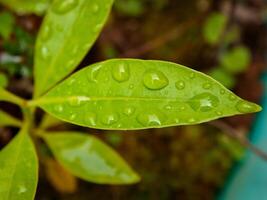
[33,59,262,130]
[34,0,114,97]
[43,131,140,184]
[0,110,22,127]
[0,0,50,15]
[0,127,38,200]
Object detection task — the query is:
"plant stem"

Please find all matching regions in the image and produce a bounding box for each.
[0,88,27,108]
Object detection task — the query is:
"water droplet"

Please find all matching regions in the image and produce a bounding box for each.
[165,105,172,110]
[189,92,219,112]
[102,113,119,125]
[202,82,212,89]
[143,70,169,90]
[54,105,63,112]
[70,114,76,120]
[40,46,50,59]
[175,80,185,90]
[188,118,196,123]
[129,84,134,89]
[175,118,180,123]
[216,111,223,116]
[137,111,166,126]
[67,78,76,86]
[94,23,103,33]
[84,112,96,126]
[41,25,51,41]
[112,63,130,82]
[92,4,99,12]
[236,100,261,113]
[220,89,225,94]
[180,106,186,111]
[18,185,27,194]
[68,96,89,107]
[53,0,79,14]
[190,73,196,79]
[229,94,237,101]
[87,65,102,83]
[123,107,135,116]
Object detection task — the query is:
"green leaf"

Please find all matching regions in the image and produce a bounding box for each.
[31,59,262,130]
[203,12,227,45]
[0,0,50,15]
[0,110,22,127]
[0,11,15,40]
[43,131,140,184]
[34,0,114,97]
[0,127,38,200]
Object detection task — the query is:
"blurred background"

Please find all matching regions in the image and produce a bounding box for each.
[0,0,266,199]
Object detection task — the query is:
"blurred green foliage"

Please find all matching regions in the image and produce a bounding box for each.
[220,46,251,74]
[0,11,15,40]
[203,12,227,45]
[0,73,8,88]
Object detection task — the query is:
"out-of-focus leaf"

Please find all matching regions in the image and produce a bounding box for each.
[45,158,77,193]
[43,131,140,184]
[34,0,114,97]
[0,73,8,88]
[114,0,144,17]
[0,127,38,200]
[221,46,251,74]
[0,11,15,40]
[0,0,51,15]
[203,12,227,45]
[0,110,22,127]
[32,59,262,130]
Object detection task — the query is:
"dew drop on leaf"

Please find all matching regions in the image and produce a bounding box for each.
[84,112,97,126]
[188,92,219,112]
[143,70,169,90]
[229,94,237,101]
[41,24,52,41]
[136,111,166,126]
[40,46,50,60]
[54,105,64,113]
[175,80,185,90]
[87,65,102,83]
[53,0,79,14]
[18,185,27,194]
[123,107,135,116]
[92,3,99,12]
[202,82,212,89]
[112,63,130,82]
[101,113,119,125]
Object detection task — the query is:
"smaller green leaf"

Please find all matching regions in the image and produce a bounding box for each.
[220,46,251,74]
[203,12,227,45]
[0,11,15,40]
[43,131,140,184]
[0,126,38,200]
[0,110,22,127]
[209,67,236,89]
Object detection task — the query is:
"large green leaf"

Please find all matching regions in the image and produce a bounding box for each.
[31,59,262,130]
[0,110,22,127]
[0,0,50,15]
[43,131,140,184]
[0,127,38,200]
[34,0,114,97]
